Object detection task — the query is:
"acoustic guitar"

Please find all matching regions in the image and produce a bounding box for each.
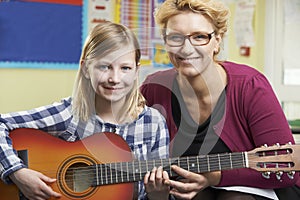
[0,128,299,200]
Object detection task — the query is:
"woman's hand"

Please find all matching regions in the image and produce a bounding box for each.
[165,165,221,200]
[9,168,61,200]
[144,166,170,200]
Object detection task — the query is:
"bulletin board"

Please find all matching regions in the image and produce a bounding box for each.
[0,0,86,69]
[0,0,171,69]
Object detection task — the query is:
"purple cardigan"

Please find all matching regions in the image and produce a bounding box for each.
[141,61,300,188]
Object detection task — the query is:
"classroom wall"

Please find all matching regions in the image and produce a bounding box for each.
[227,0,265,72]
[0,68,77,112]
[0,0,265,113]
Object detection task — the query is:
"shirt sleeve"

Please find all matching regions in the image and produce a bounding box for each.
[0,97,73,183]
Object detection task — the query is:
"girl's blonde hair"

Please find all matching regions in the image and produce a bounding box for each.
[72,21,145,122]
[154,0,230,60]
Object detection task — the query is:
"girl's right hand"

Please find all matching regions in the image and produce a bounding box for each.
[9,168,61,200]
[144,166,170,200]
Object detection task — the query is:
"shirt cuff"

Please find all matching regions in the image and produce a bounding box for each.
[1,164,26,184]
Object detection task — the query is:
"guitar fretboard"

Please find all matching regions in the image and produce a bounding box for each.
[91,152,247,186]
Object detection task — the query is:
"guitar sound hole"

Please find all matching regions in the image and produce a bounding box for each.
[65,162,93,192]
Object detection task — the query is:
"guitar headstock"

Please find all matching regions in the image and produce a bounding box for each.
[247,143,300,179]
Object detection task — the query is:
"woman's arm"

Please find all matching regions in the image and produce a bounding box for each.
[219,73,298,188]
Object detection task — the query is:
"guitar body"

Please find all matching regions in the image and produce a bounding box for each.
[0,128,135,200]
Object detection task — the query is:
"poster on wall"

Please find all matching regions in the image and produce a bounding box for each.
[151,0,172,67]
[234,0,256,47]
[87,0,114,32]
[119,0,152,60]
[0,0,85,69]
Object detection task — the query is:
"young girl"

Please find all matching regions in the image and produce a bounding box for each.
[0,21,170,200]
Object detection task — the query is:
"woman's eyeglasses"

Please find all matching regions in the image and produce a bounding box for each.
[164,31,215,47]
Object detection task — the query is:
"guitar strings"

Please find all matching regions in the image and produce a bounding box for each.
[23,151,293,187]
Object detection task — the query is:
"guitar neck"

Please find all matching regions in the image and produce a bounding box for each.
[92,152,247,186]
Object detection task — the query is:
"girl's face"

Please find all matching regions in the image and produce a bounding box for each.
[84,48,138,104]
[165,12,221,78]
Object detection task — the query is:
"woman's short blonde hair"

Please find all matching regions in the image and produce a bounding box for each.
[72,21,145,122]
[154,0,230,57]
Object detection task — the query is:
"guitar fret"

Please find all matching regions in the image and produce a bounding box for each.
[231,153,244,168]
[104,164,108,184]
[107,164,110,184]
[244,152,249,168]
[197,155,208,172]
[241,153,245,168]
[120,162,124,183]
[128,162,134,181]
[209,154,222,171]
[95,165,99,186]
[111,164,115,184]
[135,162,140,180]
[168,158,173,176]
[110,163,113,184]
[231,154,237,168]
[126,162,129,182]
[207,156,210,171]
[196,156,200,173]
[111,163,115,184]
[188,156,197,173]
[138,161,142,180]
[99,164,102,185]
[219,153,231,170]
[105,164,108,185]
[140,160,146,175]
[230,153,233,169]
[150,159,154,171]
[146,159,149,172]
[100,164,103,185]
[115,162,118,183]
[162,159,169,172]
[218,154,221,170]
[170,158,173,176]
[242,152,246,168]
[130,162,135,181]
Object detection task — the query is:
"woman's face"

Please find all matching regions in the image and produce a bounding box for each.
[165,12,221,78]
[84,47,138,104]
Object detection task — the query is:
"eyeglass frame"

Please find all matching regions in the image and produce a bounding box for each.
[164,31,215,47]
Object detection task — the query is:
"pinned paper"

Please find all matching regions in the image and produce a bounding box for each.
[234,0,256,47]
